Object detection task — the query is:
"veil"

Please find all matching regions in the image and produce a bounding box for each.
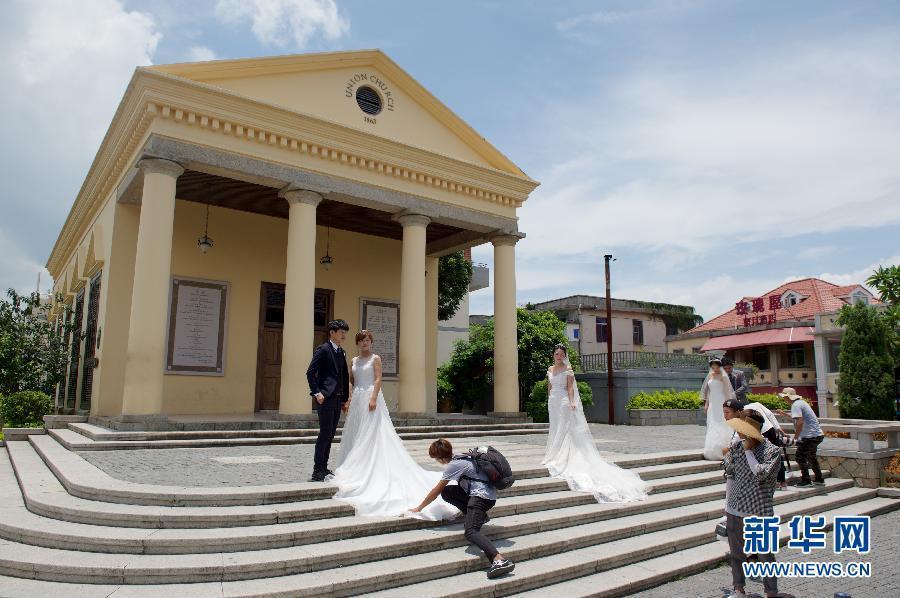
[543,350,647,502]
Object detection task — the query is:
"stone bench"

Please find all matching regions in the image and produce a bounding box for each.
[777,419,900,451]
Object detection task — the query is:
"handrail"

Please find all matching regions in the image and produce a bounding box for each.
[580,351,709,372]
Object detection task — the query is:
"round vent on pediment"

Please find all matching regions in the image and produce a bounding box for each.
[355,85,382,115]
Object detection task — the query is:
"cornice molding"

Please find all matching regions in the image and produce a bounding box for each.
[46,68,538,277]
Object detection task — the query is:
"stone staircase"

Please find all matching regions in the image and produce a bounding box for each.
[0,423,897,597]
[48,421,550,451]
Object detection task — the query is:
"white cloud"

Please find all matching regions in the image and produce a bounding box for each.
[557,0,704,32]
[0,0,161,293]
[493,31,900,316]
[185,45,217,62]
[215,0,348,48]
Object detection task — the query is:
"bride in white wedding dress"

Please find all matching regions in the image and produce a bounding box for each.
[701,357,737,460]
[543,345,647,502]
[329,330,458,521]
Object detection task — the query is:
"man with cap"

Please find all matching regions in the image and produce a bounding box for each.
[723,411,786,598]
[306,319,351,482]
[776,387,824,487]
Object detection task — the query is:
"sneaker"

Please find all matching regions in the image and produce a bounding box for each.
[795,480,812,488]
[813,480,826,486]
[309,471,326,482]
[487,559,515,579]
[725,592,747,598]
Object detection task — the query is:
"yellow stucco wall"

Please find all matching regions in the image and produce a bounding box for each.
[208,67,493,169]
[666,335,709,354]
[159,199,402,415]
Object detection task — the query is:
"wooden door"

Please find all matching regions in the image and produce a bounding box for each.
[255,283,334,411]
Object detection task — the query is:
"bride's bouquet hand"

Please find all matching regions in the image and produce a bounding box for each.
[569,402,577,410]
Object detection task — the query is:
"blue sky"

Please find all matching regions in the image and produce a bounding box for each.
[1,0,898,321]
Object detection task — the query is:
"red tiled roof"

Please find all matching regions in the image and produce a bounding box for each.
[690,278,876,334]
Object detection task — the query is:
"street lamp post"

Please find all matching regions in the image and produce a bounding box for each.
[604,254,615,424]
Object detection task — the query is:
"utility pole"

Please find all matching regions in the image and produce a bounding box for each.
[604,254,615,424]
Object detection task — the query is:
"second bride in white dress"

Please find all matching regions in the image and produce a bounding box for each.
[701,357,737,460]
[543,345,648,503]
[329,330,458,521]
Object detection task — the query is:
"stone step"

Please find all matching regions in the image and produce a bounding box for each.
[23,434,716,509]
[68,421,550,442]
[509,496,900,598]
[368,493,900,598]
[2,495,893,598]
[53,425,548,451]
[6,442,733,531]
[0,480,869,585]
[0,442,852,556]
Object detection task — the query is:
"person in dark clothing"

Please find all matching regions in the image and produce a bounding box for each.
[411,438,515,580]
[306,319,351,481]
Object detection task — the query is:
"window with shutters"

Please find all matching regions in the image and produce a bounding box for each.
[632,319,644,345]
[66,291,85,411]
[595,318,608,343]
[79,272,102,411]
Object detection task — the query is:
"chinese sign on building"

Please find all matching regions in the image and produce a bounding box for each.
[735,294,782,327]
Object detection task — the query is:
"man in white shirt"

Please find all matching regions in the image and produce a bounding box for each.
[777,387,824,487]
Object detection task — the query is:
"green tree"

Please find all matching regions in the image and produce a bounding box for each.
[866,264,900,360]
[835,302,896,420]
[438,308,575,411]
[438,251,473,321]
[867,264,900,304]
[0,289,77,397]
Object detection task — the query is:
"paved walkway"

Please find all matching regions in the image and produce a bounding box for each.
[76,424,871,487]
[637,509,899,598]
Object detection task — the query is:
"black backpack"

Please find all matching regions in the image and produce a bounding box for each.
[455,446,515,490]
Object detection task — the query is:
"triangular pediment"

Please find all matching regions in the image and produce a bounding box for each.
[147,50,524,175]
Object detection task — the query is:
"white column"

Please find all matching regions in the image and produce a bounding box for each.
[491,235,520,414]
[278,190,322,415]
[121,158,183,417]
[425,255,440,413]
[396,214,430,413]
[812,322,830,417]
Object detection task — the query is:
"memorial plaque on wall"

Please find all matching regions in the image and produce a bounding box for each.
[165,277,229,375]
[360,298,400,378]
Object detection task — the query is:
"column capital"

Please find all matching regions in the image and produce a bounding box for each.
[137,158,184,179]
[393,212,431,228]
[280,188,323,207]
[490,233,523,247]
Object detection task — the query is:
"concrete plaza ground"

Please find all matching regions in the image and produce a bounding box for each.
[71,423,897,597]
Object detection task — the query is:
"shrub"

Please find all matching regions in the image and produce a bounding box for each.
[439,308,574,411]
[0,390,52,428]
[525,378,593,423]
[744,393,790,411]
[626,389,702,410]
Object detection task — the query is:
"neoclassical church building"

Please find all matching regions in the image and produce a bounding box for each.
[47,50,537,424]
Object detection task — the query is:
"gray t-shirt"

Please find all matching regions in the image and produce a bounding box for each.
[441,458,497,500]
[790,399,823,439]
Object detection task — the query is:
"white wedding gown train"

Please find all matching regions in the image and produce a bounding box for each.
[329,354,458,521]
[702,373,735,460]
[543,369,648,502]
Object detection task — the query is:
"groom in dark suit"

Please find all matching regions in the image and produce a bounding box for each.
[306,319,351,482]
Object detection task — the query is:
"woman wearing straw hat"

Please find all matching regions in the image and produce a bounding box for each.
[723,412,786,598]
